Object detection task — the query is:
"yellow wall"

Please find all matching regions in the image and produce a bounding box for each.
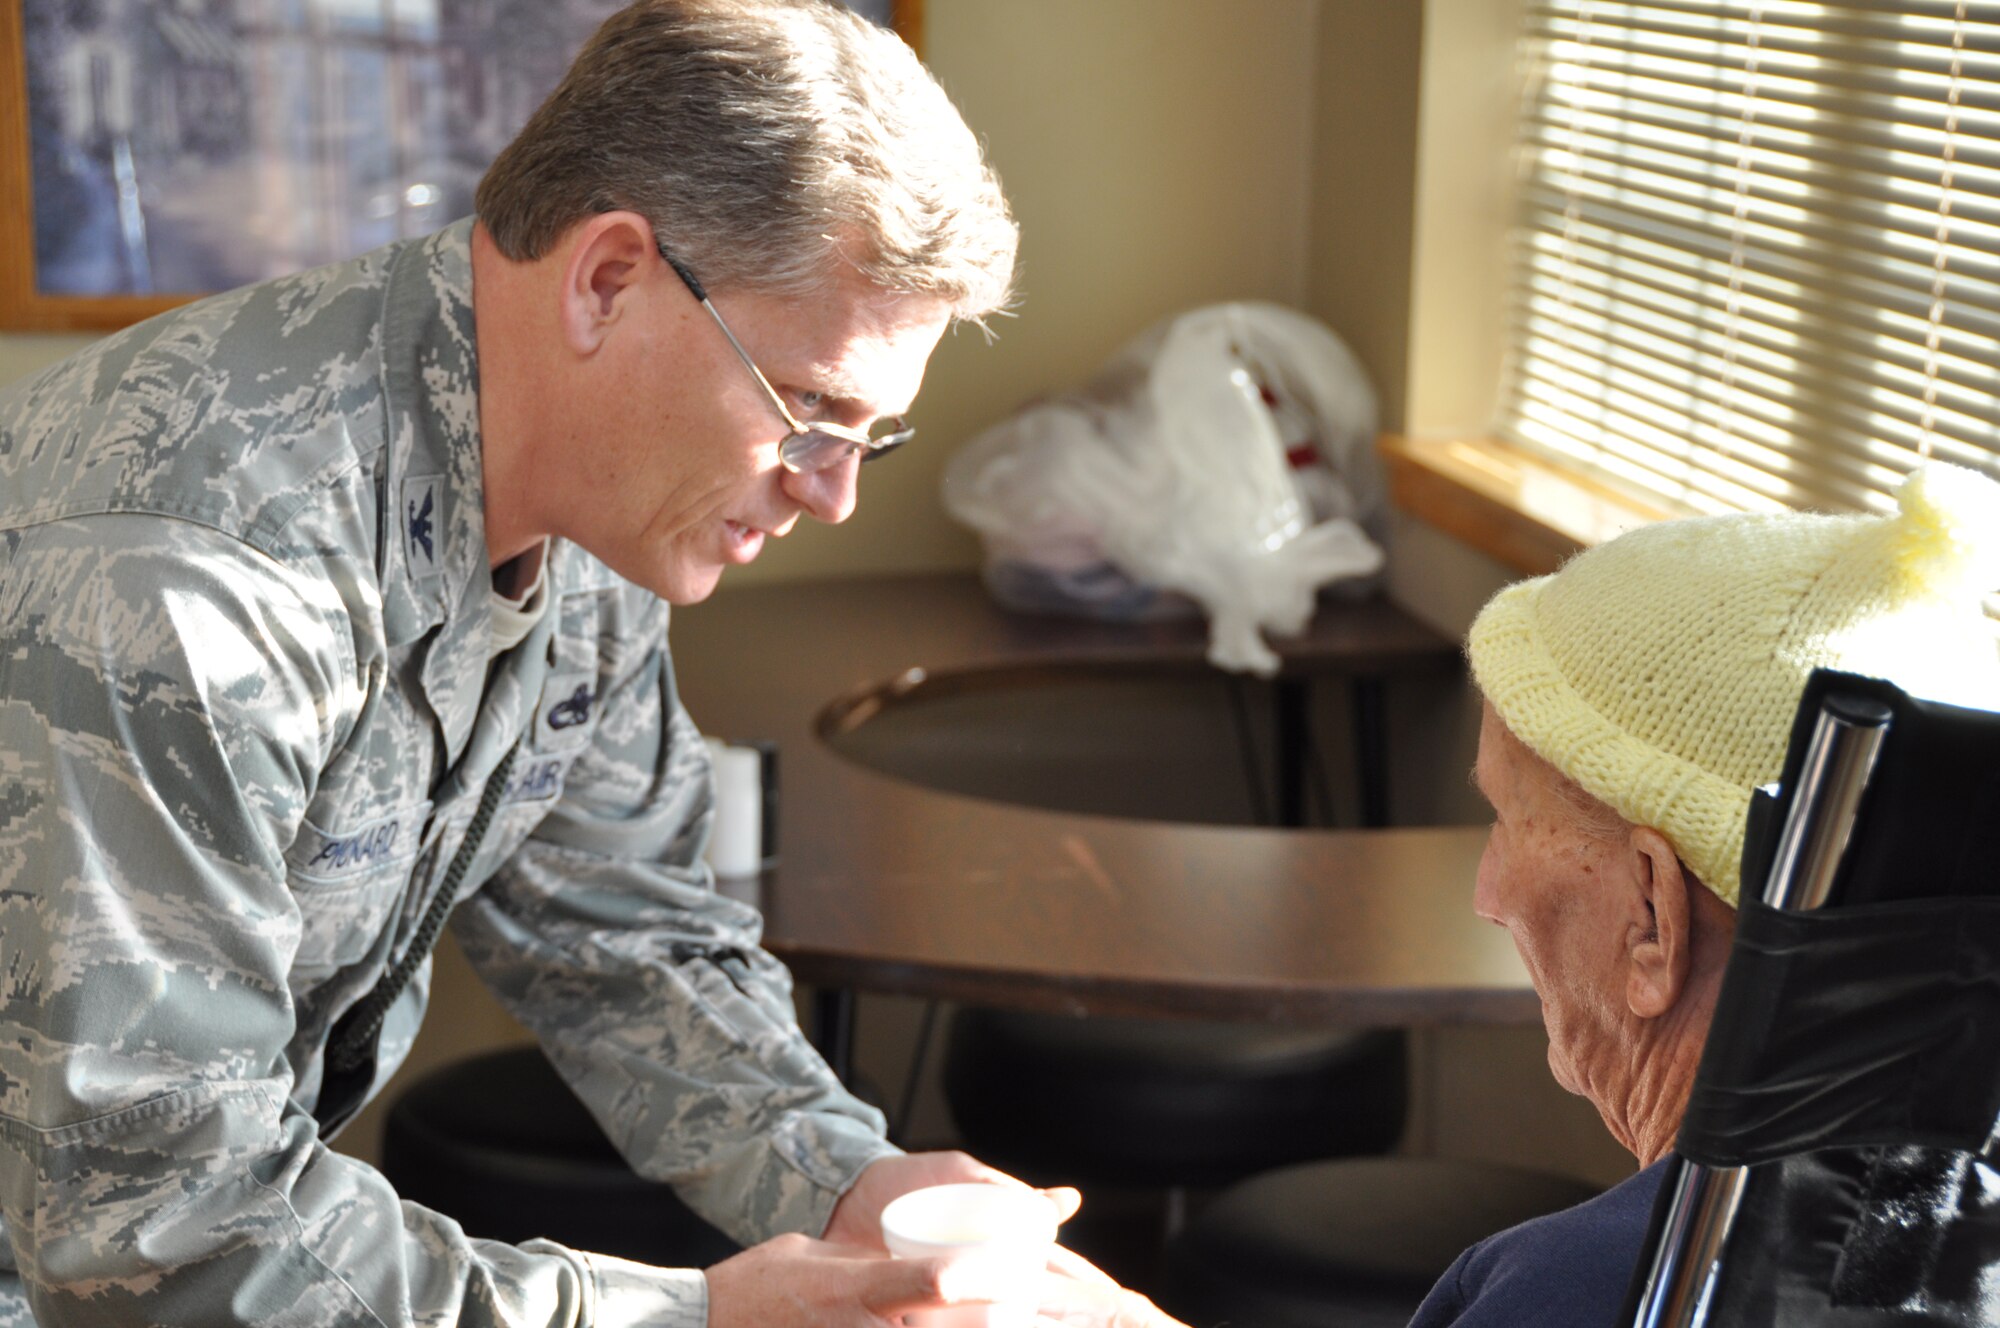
[1306,2,1422,429]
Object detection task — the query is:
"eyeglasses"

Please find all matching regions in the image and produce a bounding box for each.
[659,243,914,474]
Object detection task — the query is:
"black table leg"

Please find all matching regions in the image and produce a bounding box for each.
[1275,676,1310,829]
[813,987,856,1085]
[1354,674,1389,828]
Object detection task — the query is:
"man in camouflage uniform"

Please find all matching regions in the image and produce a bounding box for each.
[0,3,1183,1326]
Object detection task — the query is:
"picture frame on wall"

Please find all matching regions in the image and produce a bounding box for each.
[0,0,924,332]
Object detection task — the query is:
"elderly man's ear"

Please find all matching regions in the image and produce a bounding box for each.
[1622,827,1695,1021]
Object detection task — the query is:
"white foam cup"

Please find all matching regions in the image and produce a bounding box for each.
[879,1183,1059,1328]
[703,739,762,878]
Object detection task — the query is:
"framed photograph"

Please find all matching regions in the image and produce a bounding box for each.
[0,0,924,331]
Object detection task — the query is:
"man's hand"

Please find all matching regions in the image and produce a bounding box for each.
[823,1151,1080,1253]
[704,1231,1193,1328]
[800,1152,1191,1326]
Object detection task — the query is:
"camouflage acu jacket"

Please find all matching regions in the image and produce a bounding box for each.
[0,221,894,1327]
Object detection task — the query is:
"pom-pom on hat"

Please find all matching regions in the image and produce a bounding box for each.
[1467,464,2000,905]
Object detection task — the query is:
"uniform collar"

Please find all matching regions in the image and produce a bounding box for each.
[377,218,495,767]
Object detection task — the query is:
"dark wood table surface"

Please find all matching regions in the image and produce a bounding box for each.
[672,572,1538,1027]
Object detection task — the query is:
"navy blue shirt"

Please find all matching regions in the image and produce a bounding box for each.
[1410,1160,1670,1327]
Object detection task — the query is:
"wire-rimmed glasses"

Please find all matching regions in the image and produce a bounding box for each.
[659,244,914,474]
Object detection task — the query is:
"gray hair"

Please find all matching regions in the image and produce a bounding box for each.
[476,0,1017,322]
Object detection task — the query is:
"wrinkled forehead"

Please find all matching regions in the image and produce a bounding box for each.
[1478,701,1625,832]
[1474,701,1535,792]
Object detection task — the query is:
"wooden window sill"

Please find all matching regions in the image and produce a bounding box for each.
[1377,435,1676,577]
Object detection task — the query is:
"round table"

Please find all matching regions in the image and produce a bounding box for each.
[671,573,1535,1068]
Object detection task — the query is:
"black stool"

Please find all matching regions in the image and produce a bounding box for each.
[379,1046,741,1267]
[943,1011,1408,1189]
[1162,1156,1602,1328]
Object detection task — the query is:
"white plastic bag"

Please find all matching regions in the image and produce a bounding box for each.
[944,302,1385,675]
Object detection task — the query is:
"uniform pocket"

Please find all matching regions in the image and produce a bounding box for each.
[285,802,431,971]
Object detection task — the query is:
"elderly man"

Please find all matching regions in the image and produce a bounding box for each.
[0,4,1180,1327]
[1411,464,2000,1326]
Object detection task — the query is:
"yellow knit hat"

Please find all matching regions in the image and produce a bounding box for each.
[1466,464,2000,904]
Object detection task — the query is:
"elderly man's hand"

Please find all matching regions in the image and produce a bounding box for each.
[704,1230,1192,1328]
[704,1232,979,1327]
[1031,1264,1186,1328]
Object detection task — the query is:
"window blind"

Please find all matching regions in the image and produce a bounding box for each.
[1499,0,2000,516]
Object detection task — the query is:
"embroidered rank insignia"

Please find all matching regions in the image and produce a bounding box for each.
[536,670,600,752]
[403,475,443,581]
